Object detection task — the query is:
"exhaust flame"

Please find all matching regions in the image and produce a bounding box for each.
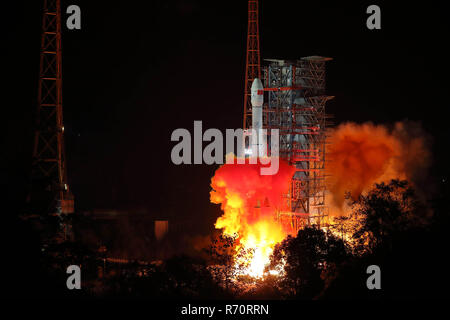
[208,121,430,277]
[210,158,295,278]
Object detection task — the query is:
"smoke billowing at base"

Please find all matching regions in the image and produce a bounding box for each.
[326,121,432,216]
[209,158,295,277]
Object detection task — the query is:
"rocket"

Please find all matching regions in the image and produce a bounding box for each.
[250,78,265,158]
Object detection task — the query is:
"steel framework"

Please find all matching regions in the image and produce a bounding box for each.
[29,0,74,215]
[262,57,333,233]
[243,0,261,130]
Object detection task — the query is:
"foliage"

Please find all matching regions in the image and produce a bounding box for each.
[347,179,426,253]
[270,226,349,298]
[101,255,224,299]
[207,233,242,293]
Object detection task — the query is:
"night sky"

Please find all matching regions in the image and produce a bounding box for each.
[3,1,449,236]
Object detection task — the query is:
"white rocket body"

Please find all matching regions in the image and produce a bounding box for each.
[250,78,266,158]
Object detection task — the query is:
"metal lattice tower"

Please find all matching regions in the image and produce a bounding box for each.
[243,0,261,130]
[29,0,74,216]
[262,57,333,233]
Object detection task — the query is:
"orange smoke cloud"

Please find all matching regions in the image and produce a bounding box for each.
[210,158,295,277]
[327,121,430,214]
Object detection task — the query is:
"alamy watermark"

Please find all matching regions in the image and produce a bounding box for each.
[170,121,280,175]
[366,265,381,290]
[66,5,81,30]
[66,265,81,290]
[366,5,381,30]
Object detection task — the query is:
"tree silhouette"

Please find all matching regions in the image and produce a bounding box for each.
[270,226,349,299]
[208,234,240,292]
[320,179,438,299]
[348,179,426,253]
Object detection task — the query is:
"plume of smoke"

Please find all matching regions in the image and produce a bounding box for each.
[391,121,432,194]
[326,121,431,216]
[210,158,295,242]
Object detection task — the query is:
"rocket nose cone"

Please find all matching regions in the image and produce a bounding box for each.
[251,78,263,91]
[251,78,264,107]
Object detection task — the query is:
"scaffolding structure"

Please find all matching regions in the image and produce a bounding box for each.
[29,0,74,217]
[243,0,261,130]
[262,57,333,234]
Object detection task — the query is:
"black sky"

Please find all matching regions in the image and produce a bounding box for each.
[2,1,449,235]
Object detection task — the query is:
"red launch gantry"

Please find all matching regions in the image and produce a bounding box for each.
[243,1,333,234]
[243,0,262,130]
[29,0,74,216]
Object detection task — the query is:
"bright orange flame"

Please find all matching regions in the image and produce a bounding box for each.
[210,158,295,278]
[209,123,429,277]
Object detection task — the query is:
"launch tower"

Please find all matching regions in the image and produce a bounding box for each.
[262,58,332,232]
[29,0,74,217]
[243,1,332,233]
[243,0,261,130]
